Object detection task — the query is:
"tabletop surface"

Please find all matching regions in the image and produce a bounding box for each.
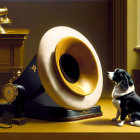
[0,99,140,133]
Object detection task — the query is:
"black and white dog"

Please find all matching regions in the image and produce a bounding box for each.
[107,68,140,127]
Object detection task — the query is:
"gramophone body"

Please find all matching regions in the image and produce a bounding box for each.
[0,26,103,121]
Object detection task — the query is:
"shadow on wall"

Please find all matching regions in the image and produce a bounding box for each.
[0,0,113,98]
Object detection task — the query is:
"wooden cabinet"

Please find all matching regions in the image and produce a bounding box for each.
[0,29,29,94]
[0,29,29,73]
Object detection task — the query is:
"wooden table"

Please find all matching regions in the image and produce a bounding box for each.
[0,99,140,140]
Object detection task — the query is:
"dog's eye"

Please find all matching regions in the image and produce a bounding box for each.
[120,73,123,76]
[119,73,123,77]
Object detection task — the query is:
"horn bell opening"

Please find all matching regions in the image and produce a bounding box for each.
[55,37,99,96]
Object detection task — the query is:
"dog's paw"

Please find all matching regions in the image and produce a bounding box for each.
[130,122,135,126]
[130,121,140,127]
[118,123,123,127]
[118,121,124,127]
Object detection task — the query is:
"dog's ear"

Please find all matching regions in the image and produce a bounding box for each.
[126,72,134,86]
[128,78,134,86]
[120,75,129,91]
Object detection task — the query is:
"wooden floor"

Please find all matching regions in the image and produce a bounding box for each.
[0,99,140,140]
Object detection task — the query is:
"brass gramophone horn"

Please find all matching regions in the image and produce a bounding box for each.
[37,26,103,110]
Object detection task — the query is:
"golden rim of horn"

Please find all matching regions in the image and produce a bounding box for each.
[55,36,99,96]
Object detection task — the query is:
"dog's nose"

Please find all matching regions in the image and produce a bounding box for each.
[106,72,109,75]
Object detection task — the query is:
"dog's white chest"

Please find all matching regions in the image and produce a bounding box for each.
[112,87,121,111]
[112,99,121,111]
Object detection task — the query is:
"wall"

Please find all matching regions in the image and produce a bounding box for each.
[137,0,140,47]
[127,0,139,74]
[0,0,113,98]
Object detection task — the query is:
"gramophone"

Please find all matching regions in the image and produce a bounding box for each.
[0,26,103,123]
[0,7,11,33]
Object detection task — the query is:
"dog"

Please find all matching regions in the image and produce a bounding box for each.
[107,68,140,127]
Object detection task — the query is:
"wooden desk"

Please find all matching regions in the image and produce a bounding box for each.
[0,99,140,140]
